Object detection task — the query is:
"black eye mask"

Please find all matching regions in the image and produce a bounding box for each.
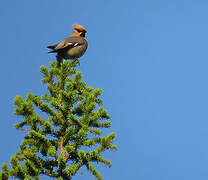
[80,31,86,37]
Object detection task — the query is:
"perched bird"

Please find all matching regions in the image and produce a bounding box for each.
[47,24,88,65]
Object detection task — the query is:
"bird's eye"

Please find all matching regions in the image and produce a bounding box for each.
[80,31,86,37]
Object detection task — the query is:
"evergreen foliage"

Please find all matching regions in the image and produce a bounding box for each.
[0,60,117,180]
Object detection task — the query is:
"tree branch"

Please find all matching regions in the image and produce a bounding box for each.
[59,136,67,160]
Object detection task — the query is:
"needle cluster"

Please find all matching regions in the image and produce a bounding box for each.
[0,61,117,180]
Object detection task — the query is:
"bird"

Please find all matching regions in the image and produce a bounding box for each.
[47,24,88,65]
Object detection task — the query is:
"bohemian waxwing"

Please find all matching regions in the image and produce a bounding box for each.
[47,24,88,65]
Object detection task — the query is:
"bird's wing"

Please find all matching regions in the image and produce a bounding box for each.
[47,39,71,53]
[59,36,85,48]
[48,37,84,53]
[53,38,69,50]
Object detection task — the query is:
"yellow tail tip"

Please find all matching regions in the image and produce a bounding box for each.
[48,50,54,53]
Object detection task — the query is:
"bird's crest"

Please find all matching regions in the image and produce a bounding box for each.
[73,24,87,32]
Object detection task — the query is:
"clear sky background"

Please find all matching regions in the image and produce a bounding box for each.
[1,0,208,179]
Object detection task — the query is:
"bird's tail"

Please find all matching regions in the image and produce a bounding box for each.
[47,45,57,53]
[47,45,56,49]
[48,49,56,53]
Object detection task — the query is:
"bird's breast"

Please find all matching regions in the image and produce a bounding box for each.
[62,43,88,60]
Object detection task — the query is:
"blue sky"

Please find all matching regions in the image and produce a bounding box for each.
[1,0,208,179]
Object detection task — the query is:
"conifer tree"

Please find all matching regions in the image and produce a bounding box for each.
[0,60,117,180]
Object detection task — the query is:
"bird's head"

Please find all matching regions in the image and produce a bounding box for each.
[72,24,87,37]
